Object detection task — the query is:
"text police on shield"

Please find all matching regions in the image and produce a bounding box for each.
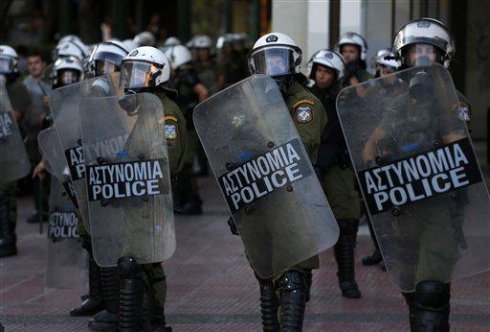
[219,138,312,213]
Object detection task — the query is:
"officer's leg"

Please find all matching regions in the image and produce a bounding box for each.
[255,272,280,331]
[361,214,383,266]
[176,163,202,215]
[117,256,144,331]
[412,281,450,332]
[275,270,307,331]
[195,140,208,176]
[175,130,202,215]
[142,263,172,331]
[0,183,17,257]
[88,265,120,331]
[334,219,361,298]
[70,234,104,317]
[402,291,416,330]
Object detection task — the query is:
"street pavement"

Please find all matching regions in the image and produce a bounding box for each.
[1,172,489,331]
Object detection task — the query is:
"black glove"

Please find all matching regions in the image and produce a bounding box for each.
[226,216,240,236]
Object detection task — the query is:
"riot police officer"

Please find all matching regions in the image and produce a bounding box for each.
[337,32,373,90]
[0,45,31,258]
[362,48,400,268]
[114,46,186,331]
[193,34,219,95]
[247,32,327,330]
[307,49,363,298]
[133,31,156,47]
[85,40,129,79]
[52,57,83,89]
[216,33,248,90]
[164,45,208,215]
[362,18,471,331]
[68,41,129,326]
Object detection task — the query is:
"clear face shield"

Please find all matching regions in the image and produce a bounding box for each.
[0,57,16,74]
[94,51,124,76]
[249,48,293,77]
[406,43,442,67]
[57,69,80,86]
[95,60,119,76]
[120,61,156,90]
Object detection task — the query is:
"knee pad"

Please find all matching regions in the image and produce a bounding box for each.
[337,219,359,237]
[415,280,450,310]
[276,270,306,293]
[118,256,142,279]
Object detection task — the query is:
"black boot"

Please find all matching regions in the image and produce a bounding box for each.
[118,256,144,331]
[304,270,312,303]
[175,196,202,215]
[70,255,104,316]
[276,270,307,331]
[142,266,172,332]
[362,215,383,266]
[0,190,17,258]
[402,291,416,331]
[88,267,120,331]
[334,235,361,299]
[413,281,450,332]
[255,273,279,331]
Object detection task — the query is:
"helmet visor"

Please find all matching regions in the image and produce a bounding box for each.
[95,60,120,76]
[58,70,80,86]
[249,47,294,76]
[0,57,16,74]
[120,61,154,89]
[405,44,442,67]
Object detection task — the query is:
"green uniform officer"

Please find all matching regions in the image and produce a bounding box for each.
[168,45,208,215]
[115,46,187,331]
[360,48,404,271]
[337,32,373,98]
[247,32,327,331]
[0,45,32,258]
[307,49,363,299]
[69,41,129,322]
[363,18,469,331]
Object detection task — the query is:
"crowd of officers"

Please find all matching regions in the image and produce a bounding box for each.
[0,16,469,331]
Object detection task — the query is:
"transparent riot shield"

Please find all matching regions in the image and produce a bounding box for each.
[49,73,122,230]
[337,63,490,291]
[38,127,79,209]
[0,79,31,183]
[80,93,174,267]
[38,127,85,288]
[193,75,339,279]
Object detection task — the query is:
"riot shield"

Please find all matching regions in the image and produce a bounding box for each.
[0,79,31,183]
[38,127,85,288]
[80,92,174,267]
[337,63,490,291]
[49,73,122,230]
[193,75,339,279]
[38,127,79,209]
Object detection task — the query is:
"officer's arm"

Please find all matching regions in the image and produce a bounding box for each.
[292,100,325,160]
[442,133,466,144]
[164,114,188,175]
[193,83,209,102]
[363,127,386,163]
